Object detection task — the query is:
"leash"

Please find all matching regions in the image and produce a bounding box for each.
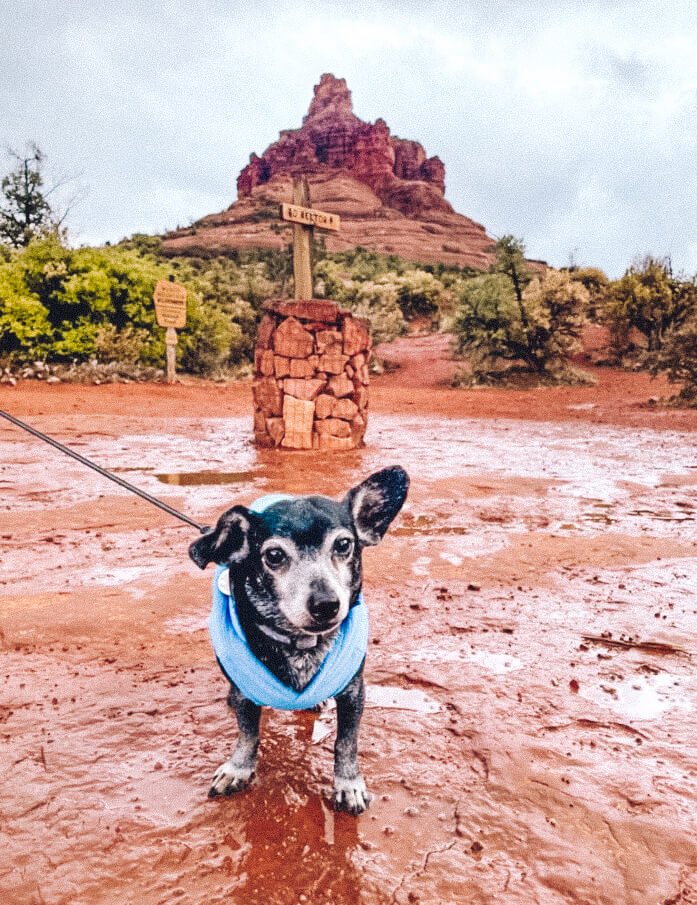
[0,408,208,533]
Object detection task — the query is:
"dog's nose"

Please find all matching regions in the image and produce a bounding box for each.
[308,592,340,624]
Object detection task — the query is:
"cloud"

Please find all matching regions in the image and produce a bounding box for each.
[1,0,696,276]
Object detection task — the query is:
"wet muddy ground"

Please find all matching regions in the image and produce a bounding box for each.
[2,342,697,904]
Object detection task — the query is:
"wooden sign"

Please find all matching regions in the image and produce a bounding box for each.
[154,280,187,329]
[280,203,340,232]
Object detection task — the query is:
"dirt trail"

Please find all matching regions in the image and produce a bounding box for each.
[2,341,697,905]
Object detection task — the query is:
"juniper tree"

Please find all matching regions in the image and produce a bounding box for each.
[0,145,55,247]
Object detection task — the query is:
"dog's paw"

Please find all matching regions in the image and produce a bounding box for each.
[208,760,255,798]
[334,775,372,815]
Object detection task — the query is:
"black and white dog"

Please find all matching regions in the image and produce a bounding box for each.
[189,465,409,815]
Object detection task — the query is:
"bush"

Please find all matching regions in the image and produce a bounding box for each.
[604,256,696,353]
[645,316,697,404]
[454,239,589,383]
[342,279,408,344]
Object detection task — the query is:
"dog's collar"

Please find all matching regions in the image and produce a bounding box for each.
[255,623,319,649]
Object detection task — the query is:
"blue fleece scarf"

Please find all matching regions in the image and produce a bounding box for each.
[208,494,369,710]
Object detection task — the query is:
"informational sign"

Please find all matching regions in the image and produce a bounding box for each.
[280,203,340,232]
[153,280,187,329]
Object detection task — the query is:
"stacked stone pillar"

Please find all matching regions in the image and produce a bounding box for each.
[253,300,370,450]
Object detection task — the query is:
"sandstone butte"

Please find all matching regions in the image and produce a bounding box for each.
[161,74,499,269]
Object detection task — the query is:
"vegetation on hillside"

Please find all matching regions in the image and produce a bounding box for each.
[2,148,697,400]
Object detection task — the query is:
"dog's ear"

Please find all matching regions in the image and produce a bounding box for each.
[345,466,409,546]
[189,506,255,569]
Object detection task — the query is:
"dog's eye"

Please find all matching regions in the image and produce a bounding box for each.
[333,536,353,557]
[263,547,287,570]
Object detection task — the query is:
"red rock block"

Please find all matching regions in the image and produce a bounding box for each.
[274,355,291,378]
[351,353,366,370]
[316,329,343,353]
[354,385,369,410]
[351,412,366,441]
[260,349,275,376]
[273,317,314,358]
[282,395,314,449]
[256,315,275,350]
[283,377,326,400]
[315,394,336,419]
[343,318,370,357]
[289,355,319,379]
[266,417,285,446]
[272,300,342,323]
[253,377,283,417]
[333,398,359,420]
[316,433,355,450]
[315,419,351,438]
[327,374,354,397]
[254,411,273,447]
[318,351,350,374]
[356,363,369,385]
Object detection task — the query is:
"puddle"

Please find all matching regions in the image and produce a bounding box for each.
[412,645,523,674]
[579,672,692,721]
[156,470,256,485]
[164,614,209,634]
[393,514,470,536]
[365,684,441,713]
[83,565,152,586]
[310,684,440,744]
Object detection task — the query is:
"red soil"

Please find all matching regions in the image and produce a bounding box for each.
[2,338,696,904]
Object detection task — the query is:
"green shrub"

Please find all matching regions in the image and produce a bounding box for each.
[454,261,589,382]
[604,257,696,353]
[645,315,697,405]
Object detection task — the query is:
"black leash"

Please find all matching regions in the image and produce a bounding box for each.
[0,408,208,533]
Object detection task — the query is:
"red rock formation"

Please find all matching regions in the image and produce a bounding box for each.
[163,74,500,270]
[236,74,445,208]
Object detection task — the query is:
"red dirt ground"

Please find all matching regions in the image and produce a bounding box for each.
[2,337,696,905]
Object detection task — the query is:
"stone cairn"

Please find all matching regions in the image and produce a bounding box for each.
[253,299,370,450]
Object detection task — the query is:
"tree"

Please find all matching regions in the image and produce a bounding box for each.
[604,256,695,353]
[454,237,590,382]
[645,314,697,405]
[0,144,82,248]
[490,235,532,312]
[0,145,55,247]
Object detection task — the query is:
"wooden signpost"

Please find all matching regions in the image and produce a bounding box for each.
[280,178,341,300]
[153,278,187,383]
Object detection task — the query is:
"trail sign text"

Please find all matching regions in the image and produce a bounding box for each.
[280,203,340,232]
[154,280,187,329]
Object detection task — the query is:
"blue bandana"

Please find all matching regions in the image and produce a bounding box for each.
[208,494,369,710]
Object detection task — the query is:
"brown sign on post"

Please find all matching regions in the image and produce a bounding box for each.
[280,203,340,231]
[154,279,187,329]
[280,179,341,301]
[154,279,187,383]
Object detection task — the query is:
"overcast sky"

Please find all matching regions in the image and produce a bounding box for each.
[2,0,695,278]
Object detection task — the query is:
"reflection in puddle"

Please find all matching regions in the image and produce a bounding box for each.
[412,645,523,674]
[156,471,256,485]
[365,684,441,713]
[394,514,470,536]
[84,565,151,586]
[165,614,209,634]
[311,685,440,744]
[579,672,691,721]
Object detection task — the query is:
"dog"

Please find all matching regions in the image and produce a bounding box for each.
[188,465,409,814]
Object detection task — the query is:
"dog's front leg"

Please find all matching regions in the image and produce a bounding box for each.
[209,684,261,797]
[333,668,372,814]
